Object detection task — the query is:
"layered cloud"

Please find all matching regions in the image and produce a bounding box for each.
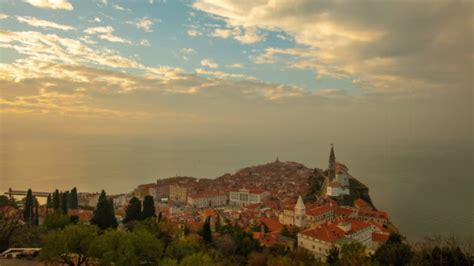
[84,26,131,44]
[193,0,473,94]
[16,16,75,31]
[24,0,73,10]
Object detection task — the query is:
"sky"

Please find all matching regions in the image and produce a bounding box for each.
[0,0,472,189]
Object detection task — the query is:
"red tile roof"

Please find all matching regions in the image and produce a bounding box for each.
[300,219,372,243]
[360,210,389,220]
[354,198,370,208]
[372,232,390,243]
[259,217,284,233]
[307,206,333,216]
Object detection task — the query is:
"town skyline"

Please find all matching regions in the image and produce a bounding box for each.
[0,0,472,263]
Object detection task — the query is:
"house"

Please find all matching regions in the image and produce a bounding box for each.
[279,195,306,227]
[297,219,374,261]
[169,185,189,203]
[187,192,227,208]
[306,205,335,226]
[229,188,270,207]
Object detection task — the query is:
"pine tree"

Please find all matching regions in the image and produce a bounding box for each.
[69,187,78,209]
[23,189,33,224]
[53,189,60,211]
[124,196,142,223]
[61,191,69,214]
[90,190,117,230]
[141,195,155,220]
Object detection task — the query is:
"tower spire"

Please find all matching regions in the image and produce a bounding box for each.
[328,144,336,181]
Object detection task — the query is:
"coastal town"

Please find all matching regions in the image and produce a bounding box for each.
[2,146,399,262]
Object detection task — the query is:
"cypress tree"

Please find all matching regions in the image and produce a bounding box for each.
[46,194,52,208]
[23,189,33,224]
[53,189,60,211]
[141,196,155,220]
[124,196,142,223]
[90,190,117,230]
[34,198,39,226]
[69,187,78,209]
[61,191,69,214]
[202,217,212,243]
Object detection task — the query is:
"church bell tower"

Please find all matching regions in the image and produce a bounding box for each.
[328,144,336,181]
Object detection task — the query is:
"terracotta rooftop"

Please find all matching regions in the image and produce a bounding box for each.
[259,217,284,232]
[307,206,333,216]
[372,232,390,243]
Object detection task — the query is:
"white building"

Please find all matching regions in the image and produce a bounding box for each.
[187,192,228,208]
[326,181,350,197]
[229,188,269,207]
[279,195,307,227]
[280,197,337,228]
[306,205,335,226]
[112,194,131,209]
[298,219,379,261]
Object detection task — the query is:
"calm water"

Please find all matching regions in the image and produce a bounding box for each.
[0,135,472,241]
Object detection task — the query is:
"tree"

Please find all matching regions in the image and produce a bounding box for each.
[124,196,142,224]
[88,229,164,265]
[34,199,39,226]
[61,191,69,214]
[164,235,201,261]
[90,190,117,230]
[339,242,368,265]
[180,252,215,266]
[23,189,34,224]
[46,194,52,208]
[0,208,22,251]
[202,217,212,243]
[69,187,78,209]
[0,195,16,208]
[158,211,163,222]
[142,195,156,220]
[326,246,339,265]
[41,224,98,266]
[43,212,70,230]
[374,233,413,266]
[53,189,60,211]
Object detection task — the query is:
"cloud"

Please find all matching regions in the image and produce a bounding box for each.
[0,30,140,68]
[209,26,265,44]
[233,27,265,44]
[200,58,219,69]
[195,68,255,81]
[16,16,75,31]
[193,0,473,94]
[112,4,127,11]
[179,48,196,60]
[139,39,151,47]
[0,14,9,20]
[126,17,155,32]
[84,26,131,44]
[186,25,202,37]
[227,63,243,68]
[210,28,232,39]
[23,0,73,10]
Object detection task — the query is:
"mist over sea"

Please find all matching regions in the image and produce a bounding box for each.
[1,135,472,241]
